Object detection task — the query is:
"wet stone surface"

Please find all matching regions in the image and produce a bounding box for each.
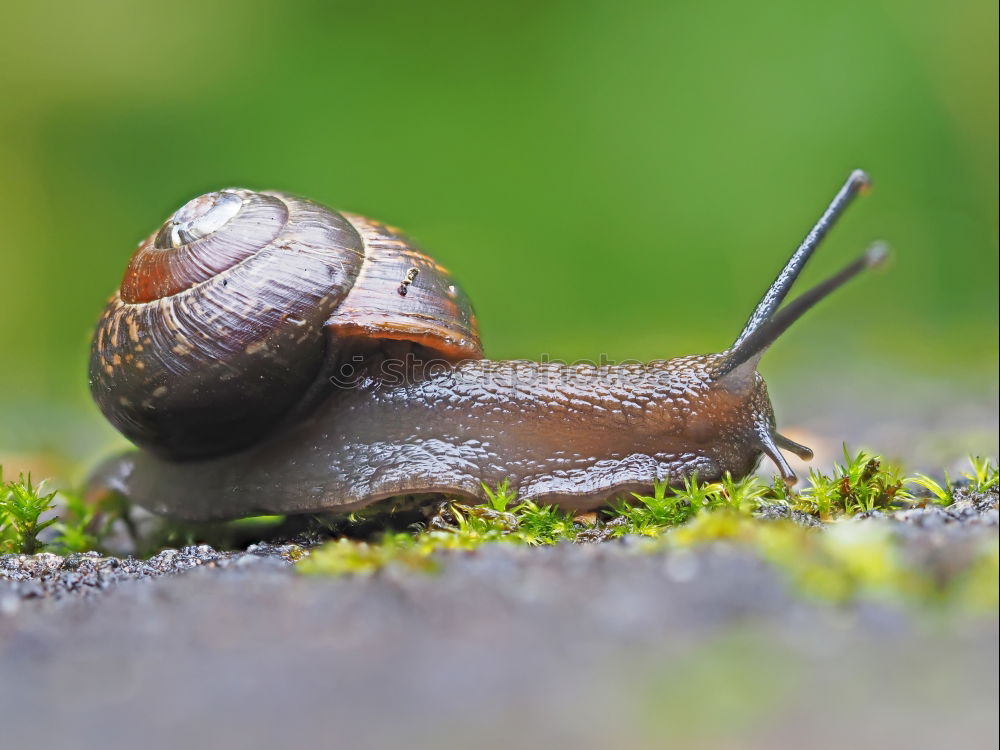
[0,492,996,750]
[0,542,309,601]
[754,502,825,526]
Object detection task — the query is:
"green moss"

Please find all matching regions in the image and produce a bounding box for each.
[0,469,58,554]
[298,486,583,576]
[299,534,441,576]
[607,473,773,537]
[297,454,999,613]
[781,447,911,518]
[0,467,129,554]
[662,512,998,612]
[911,454,999,504]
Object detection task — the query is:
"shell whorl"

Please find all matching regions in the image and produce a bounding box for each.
[121,190,285,303]
[90,189,482,460]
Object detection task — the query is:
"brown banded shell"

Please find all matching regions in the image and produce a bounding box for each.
[90,189,482,459]
[329,214,479,360]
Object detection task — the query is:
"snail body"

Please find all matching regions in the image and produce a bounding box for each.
[89,172,883,521]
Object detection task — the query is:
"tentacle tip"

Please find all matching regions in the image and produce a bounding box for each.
[864,241,890,269]
[759,436,798,487]
[774,432,814,461]
[851,169,872,192]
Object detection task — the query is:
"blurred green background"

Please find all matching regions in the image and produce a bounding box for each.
[1,0,996,472]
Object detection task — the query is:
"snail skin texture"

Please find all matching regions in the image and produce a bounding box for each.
[89,171,885,521]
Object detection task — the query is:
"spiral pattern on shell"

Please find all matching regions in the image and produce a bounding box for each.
[90,189,481,459]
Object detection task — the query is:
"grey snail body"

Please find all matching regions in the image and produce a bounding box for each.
[89,172,883,521]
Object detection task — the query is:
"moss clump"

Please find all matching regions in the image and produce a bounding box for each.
[603,473,773,537]
[911,454,999,504]
[300,535,441,576]
[299,481,582,576]
[783,448,910,518]
[0,467,123,554]
[0,469,58,554]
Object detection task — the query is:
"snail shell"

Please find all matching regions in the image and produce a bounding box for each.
[90,189,480,459]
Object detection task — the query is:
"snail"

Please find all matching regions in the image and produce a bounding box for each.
[89,170,884,521]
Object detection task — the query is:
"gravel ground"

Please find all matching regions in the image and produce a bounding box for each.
[0,494,997,750]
